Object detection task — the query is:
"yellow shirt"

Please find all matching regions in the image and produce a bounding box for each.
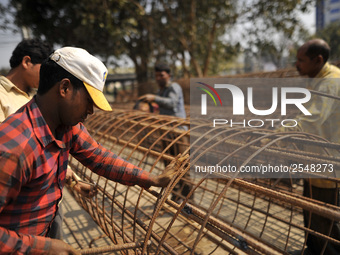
[284,63,340,188]
[0,76,36,123]
[296,63,340,141]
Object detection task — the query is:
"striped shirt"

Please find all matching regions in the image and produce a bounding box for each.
[0,97,151,254]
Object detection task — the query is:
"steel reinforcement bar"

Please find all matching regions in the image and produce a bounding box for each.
[68,109,340,255]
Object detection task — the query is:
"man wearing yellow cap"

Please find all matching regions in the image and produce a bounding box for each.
[0,47,183,254]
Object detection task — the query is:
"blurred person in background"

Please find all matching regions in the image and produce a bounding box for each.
[138,62,186,119]
[139,63,191,203]
[0,39,52,122]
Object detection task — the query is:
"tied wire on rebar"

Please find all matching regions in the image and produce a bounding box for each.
[66,108,340,255]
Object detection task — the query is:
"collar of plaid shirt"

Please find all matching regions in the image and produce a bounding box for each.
[0,96,151,254]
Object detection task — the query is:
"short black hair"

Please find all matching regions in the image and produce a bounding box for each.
[155,62,171,74]
[9,39,53,68]
[305,41,330,63]
[38,58,84,95]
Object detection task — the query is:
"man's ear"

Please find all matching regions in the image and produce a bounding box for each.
[59,78,72,98]
[21,56,31,69]
[316,54,324,65]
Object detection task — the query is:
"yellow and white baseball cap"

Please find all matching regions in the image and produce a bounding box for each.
[50,47,112,111]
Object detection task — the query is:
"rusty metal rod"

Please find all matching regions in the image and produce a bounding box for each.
[310,89,340,101]
[87,184,180,255]
[232,178,340,222]
[147,189,284,255]
[79,241,149,254]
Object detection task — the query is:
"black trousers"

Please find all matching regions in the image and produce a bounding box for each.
[303,181,340,255]
[47,206,63,240]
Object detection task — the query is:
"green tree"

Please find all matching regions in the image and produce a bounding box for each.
[240,0,314,70]
[316,21,340,62]
[152,0,239,77]
[2,0,314,93]
[8,0,127,63]
[7,0,169,95]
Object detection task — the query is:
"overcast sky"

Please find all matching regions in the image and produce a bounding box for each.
[0,2,316,70]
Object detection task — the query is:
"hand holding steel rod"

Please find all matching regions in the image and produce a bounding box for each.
[69,171,98,198]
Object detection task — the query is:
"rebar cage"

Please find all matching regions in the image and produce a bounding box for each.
[68,109,340,255]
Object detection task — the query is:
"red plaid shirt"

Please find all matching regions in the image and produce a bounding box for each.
[0,97,151,254]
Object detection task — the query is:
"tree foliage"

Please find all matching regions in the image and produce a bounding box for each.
[316,21,340,62]
[3,0,315,91]
[151,0,240,77]
[239,0,314,69]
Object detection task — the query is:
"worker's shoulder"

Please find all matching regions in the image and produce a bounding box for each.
[328,64,340,78]
[0,78,8,95]
[170,81,183,91]
[0,112,34,151]
[0,76,15,91]
[0,84,7,100]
